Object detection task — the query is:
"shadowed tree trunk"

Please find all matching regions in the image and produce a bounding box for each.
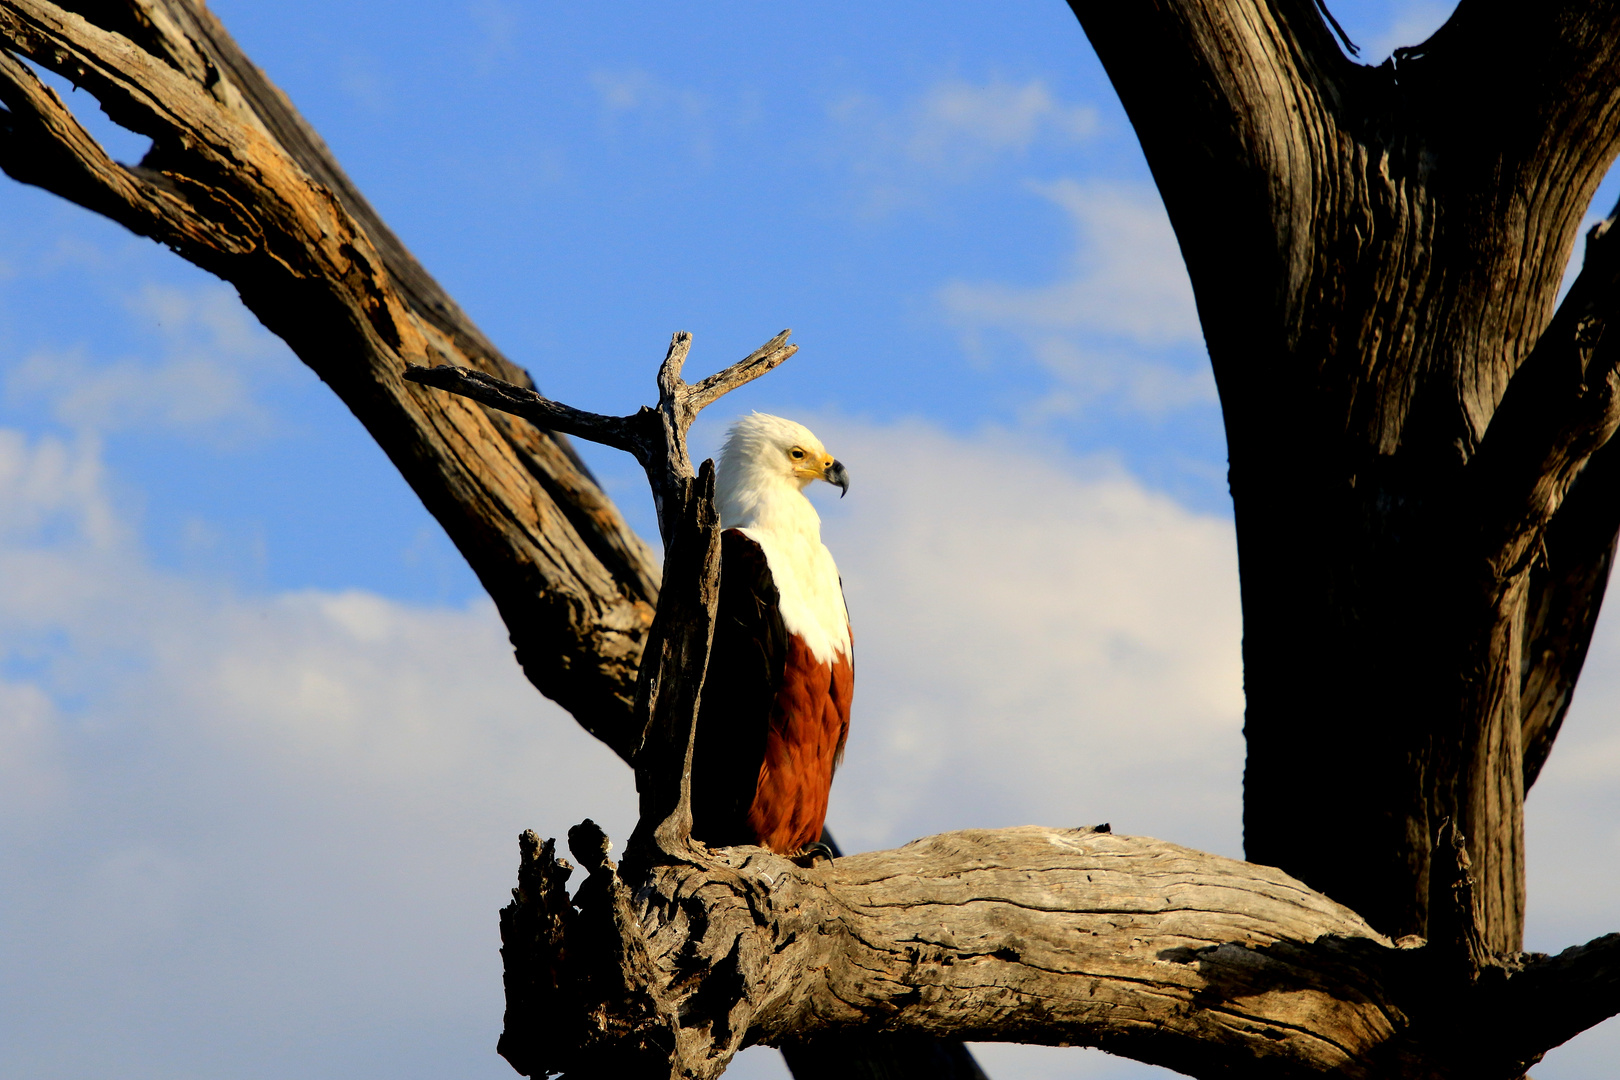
[1070,0,1620,962]
[6,1,1620,1077]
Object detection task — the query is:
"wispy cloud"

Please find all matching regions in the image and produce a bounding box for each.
[941,179,1211,415]
[588,68,749,165]
[897,79,1097,166]
[5,283,289,442]
[832,77,1098,212]
[466,0,521,72]
[0,426,635,1076]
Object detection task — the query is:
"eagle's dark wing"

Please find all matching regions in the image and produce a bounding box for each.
[690,529,787,848]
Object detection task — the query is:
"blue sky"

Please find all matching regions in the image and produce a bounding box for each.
[1,2,1617,1078]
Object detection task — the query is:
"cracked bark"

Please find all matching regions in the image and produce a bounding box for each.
[497,823,1620,1079]
[1072,0,1620,959]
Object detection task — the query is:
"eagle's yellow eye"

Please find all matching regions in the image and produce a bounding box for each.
[790,447,805,459]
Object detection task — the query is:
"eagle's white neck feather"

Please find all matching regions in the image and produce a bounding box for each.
[717,416,851,665]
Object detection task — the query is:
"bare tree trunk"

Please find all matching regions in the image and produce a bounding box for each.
[1071,0,1620,961]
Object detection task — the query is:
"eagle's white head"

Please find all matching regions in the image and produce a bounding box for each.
[716,413,848,532]
[715,412,851,661]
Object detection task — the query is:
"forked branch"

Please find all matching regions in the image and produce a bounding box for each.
[405,329,795,544]
[408,331,796,862]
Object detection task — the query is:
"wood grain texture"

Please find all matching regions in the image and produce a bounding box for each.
[500,823,1620,1079]
[1072,0,1620,961]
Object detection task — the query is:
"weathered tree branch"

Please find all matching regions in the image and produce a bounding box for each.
[1520,435,1620,787]
[1468,200,1620,581]
[1495,932,1620,1066]
[498,822,1620,1080]
[0,0,660,757]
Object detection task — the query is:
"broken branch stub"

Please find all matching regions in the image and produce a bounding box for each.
[628,459,721,860]
[405,330,795,858]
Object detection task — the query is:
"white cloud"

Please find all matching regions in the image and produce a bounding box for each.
[467,0,521,71]
[902,79,1096,165]
[941,180,1212,415]
[0,428,636,1078]
[945,180,1198,343]
[591,68,661,113]
[815,419,1244,859]
[832,78,1099,212]
[1523,607,1620,1074]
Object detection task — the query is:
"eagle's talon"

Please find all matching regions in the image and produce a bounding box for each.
[794,841,836,867]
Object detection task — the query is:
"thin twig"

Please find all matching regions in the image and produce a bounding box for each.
[403,328,797,469]
[402,364,639,453]
[685,329,796,414]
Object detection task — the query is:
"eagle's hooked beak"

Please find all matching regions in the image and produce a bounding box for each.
[825,459,849,498]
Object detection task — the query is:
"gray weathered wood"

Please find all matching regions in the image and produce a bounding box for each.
[499,822,1620,1079]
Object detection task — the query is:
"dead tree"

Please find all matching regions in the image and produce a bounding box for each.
[4,1,1620,1077]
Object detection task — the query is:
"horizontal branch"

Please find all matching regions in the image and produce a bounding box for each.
[507,825,1408,1078]
[503,823,1620,1079]
[402,364,644,455]
[1499,933,1620,1063]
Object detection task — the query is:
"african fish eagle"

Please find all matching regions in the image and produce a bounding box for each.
[691,413,853,858]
